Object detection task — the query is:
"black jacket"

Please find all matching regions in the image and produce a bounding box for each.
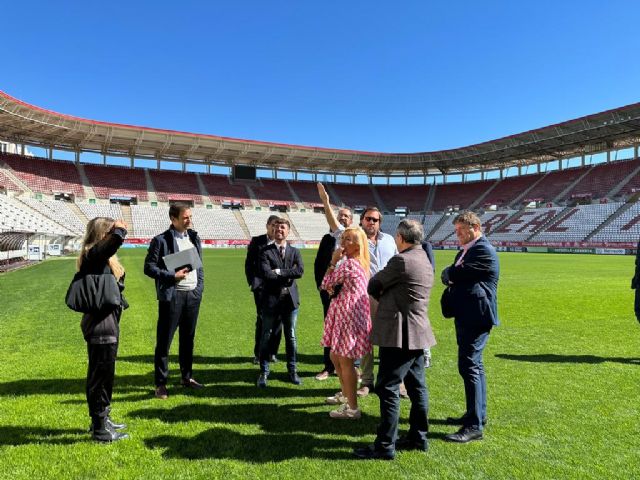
[245,233,269,291]
[144,227,204,302]
[259,243,304,311]
[79,227,128,344]
[314,233,336,289]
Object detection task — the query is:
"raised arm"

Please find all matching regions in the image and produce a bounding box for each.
[317,183,340,233]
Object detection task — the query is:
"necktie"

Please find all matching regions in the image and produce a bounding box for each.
[279,246,285,260]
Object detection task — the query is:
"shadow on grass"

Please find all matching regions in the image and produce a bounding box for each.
[130,402,379,436]
[145,426,359,462]
[0,426,85,446]
[0,373,338,403]
[496,353,640,365]
[118,353,325,366]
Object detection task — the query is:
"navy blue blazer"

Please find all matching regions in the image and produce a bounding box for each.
[259,243,304,311]
[447,236,499,330]
[143,227,205,302]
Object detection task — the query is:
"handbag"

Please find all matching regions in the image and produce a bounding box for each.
[440,286,455,319]
[65,272,121,314]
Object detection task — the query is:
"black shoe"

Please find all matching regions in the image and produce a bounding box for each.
[91,418,129,443]
[445,415,487,426]
[288,371,302,385]
[88,417,127,433]
[181,378,204,389]
[444,427,483,443]
[257,373,268,388]
[352,444,395,460]
[395,435,428,452]
[269,354,278,362]
[253,356,259,365]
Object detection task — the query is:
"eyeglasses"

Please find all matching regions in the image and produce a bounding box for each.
[364,216,380,223]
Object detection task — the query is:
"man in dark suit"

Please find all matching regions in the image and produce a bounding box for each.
[353,219,436,460]
[144,203,205,400]
[313,205,353,380]
[245,214,282,363]
[256,218,304,388]
[441,211,499,443]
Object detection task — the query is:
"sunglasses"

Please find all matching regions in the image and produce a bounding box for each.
[364,216,380,223]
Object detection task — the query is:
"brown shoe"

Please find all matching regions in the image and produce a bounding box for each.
[357,385,372,397]
[181,378,204,389]
[155,385,168,399]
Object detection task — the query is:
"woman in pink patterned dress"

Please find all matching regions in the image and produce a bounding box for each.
[321,226,371,419]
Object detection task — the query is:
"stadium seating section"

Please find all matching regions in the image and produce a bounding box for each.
[2,153,640,245]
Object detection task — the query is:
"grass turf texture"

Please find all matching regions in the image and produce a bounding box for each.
[0,249,638,479]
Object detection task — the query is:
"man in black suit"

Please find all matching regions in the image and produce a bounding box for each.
[144,203,205,400]
[313,205,353,380]
[441,211,499,443]
[245,214,282,363]
[256,218,304,388]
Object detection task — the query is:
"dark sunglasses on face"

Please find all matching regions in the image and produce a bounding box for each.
[364,216,380,223]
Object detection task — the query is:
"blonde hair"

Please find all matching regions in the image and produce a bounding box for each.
[342,226,370,275]
[77,217,125,280]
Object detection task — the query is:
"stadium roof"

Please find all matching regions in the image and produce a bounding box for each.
[1,90,640,175]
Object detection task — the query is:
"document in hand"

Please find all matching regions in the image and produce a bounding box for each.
[163,248,203,273]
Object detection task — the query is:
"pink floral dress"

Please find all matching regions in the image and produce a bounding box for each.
[321,258,371,359]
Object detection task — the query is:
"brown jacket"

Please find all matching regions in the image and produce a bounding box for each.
[368,244,436,350]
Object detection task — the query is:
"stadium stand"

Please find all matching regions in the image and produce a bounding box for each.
[191,208,247,240]
[331,183,377,209]
[488,206,563,242]
[561,162,635,201]
[148,169,204,204]
[482,174,545,208]
[530,202,622,242]
[591,202,640,243]
[286,211,331,241]
[18,197,85,236]
[241,209,282,238]
[1,153,85,198]
[377,185,430,212]
[83,164,149,201]
[130,205,168,238]
[288,180,326,208]
[250,179,296,207]
[200,175,251,205]
[0,165,23,193]
[0,194,75,235]
[77,203,124,223]
[431,180,496,212]
[521,168,584,203]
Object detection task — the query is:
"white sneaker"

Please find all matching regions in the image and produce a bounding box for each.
[325,392,347,405]
[329,403,361,419]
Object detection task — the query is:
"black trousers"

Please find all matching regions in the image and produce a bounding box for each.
[320,290,335,373]
[86,342,118,419]
[253,290,282,358]
[374,347,429,454]
[154,290,201,386]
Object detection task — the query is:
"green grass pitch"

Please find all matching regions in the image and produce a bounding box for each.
[0,249,638,479]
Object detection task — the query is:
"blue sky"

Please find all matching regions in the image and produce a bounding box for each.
[1,0,639,154]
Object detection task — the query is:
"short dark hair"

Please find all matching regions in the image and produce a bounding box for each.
[274,218,290,228]
[266,215,280,225]
[359,206,383,223]
[396,219,423,244]
[169,202,191,220]
[453,211,482,229]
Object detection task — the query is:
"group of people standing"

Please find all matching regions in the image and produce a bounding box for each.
[75,193,500,460]
[243,184,501,459]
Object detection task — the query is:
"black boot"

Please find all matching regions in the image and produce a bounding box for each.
[91,416,129,443]
[88,417,127,433]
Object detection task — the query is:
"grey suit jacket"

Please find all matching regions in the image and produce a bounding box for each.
[368,244,436,350]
